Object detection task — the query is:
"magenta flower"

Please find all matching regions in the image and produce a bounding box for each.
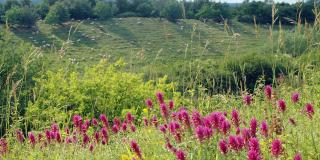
[305,103,315,119]
[159,125,167,134]
[218,139,228,155]
[65,137,73,144]
[99,114,109,128]
[247,149,261,160]
[229,135,239,151]
[175,149,186,160]
[191,110,203,127]
[169,100,174,110]
[236,136,245,150]
[28,132,36,146]
[92,118,98,127]
[143,117,149,126]
[165,138,177,153]
[243,94,253,106]
[160,103,169,120]
[130,140,142,159]
[195,125,206,142]
[121,122,128,132]
[45,130,51,143]
[260,120,268,138]
[156,92,164,104]
[89,144,94,152]
[94,131,100,142]
[37,133,43,141]
[289,118,297,126]
[220,120,231,135]
[126,112,134,123]
[294,153,302,160]
[241,128,251,144]
[178,108,191,128]
[72,115,82,128]
[0,138,8,155]
[249,138,260,152]
[51,123,59,132]
[211,112,222,129]
[101,127,108,139]
[65,127,70,135]
[231,109,240,127]
[151,115,158,127]
[145,99,153,108]
[113,117,121,127]
[16,130,24,143]
[250,118,258,137]
[271,139,282,157]
[291,92,300,103]
[83,134,90,145]
[130,125,136,132]
[277,99,286,112]
[56,132,62,143]
[264,85,272,100]
[236,127,241,135]
[112,125,119,134]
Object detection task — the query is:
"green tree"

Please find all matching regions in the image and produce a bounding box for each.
[5,6,37,27]
[116,0,128,13]
[68,0,93,20]
[4,0,20,11]
[195,3,231,22]
[163,1,182,22]
[0,4,4,21]
[20,0,31,7]
[94,1,113,20]
[35,2,49,19]
[45,2,70,24]
[136,2,153,17]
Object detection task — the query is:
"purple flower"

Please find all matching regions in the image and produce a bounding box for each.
[130,125,136,132]
[130,140,142,159]
[247,149,261,160]
[159,125,167,134]
[16,130,24,143]
[291,92,300,103]
[218,139,228,155]
[121,122,127,132]
[143,117,149,126]
[178,108,191,128]
[126,112,134,123]
[294,153,302,160]
[271,139,282,157]
[175,149,186,160]
[73,115,82,128]
[228,135,239,151]
[277,99,286,112]
[83,134,90,145]
[168,121,180,134]
[101,127,108,139]
[191,110,203,127]
[92,118,98,127]
[160,103,169,120]
[169,100,174,110]
[249,138,260,152]
[243,94,253,106]
[145,99,153,108]
[151,115,158,127]
[250,118,258,137]
[99,114,109,128]
[28,132,36,146]
[51,123,59,132]
[220,120,231,135]
[113,117,121,127]
[231,109,240,127]
[112,125,119,134]
[195,125,205,142]
[264,85,272,100]
[260,121,268,138]
[305,103,315,119]
[89,144,94,152]
[156,92,164,104]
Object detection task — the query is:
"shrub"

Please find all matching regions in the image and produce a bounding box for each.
[136,2,153,17]
[195,3,231,22]
[26,60,179,128]
[94,1,113,20]
[68,0,93,20]
[163,1,182,22]
[4,7,37,28]
[45,2,70,24]
[35,2,49,19]
[117,11,141,18]
[3,0,20,11]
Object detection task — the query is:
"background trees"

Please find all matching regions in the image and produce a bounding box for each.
[45,2,69,24]
[94,1,113,20]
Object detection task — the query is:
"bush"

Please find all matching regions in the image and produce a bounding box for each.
[68,0,93,20]
[94,1,113,20]
[4,7,37,28]
[136,2,153,17]
[117,11,141,18]
[195,3,231,22]
[163,1,182,22]
[45,2,70,24]
[3,0,20,11]
[26,60,179,128]
[35,2,49,19]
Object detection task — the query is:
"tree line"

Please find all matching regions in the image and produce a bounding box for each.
[0,0,318,28]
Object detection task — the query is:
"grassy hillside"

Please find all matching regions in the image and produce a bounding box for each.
[11,18,271,70]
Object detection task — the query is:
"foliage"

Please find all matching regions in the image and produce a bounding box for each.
[4,6,37,28]
[3,0,20,11]
[26,60,179,128]
[45,2,70,24]
[136,2,153,17]
[93,1,113,20]
[163,1,182,22]
[35,2,50,19]
[195,3,231,22]
[68,0,94,20]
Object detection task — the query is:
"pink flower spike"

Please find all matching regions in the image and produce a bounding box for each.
[156,92,164,104]
[305,103,315,119]
[169,100,174,110]
[145,99,153,108]
[130,140,142,159]
[294,153,302,160]
[260,121,268,138]
[277,99,286,112]
[243,94,253,106]
[218,139,228,155]
[264,85,272,100]
[291,92,300,103]
[28,132,36,146]
[176,149,186,160]
[271,139,282,158]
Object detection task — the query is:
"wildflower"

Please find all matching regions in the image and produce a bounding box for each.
[83,134,90,145]
[195,125,205,142]
[65,137,72,144]
[165,138,177,153]
[175,149,186,160]
[191,110,203,127]
[99,114,109,128]
[126,112,134,123]
[28,132,36,146]
[271,139,282,158]
[143,117,148,126]
[247,149,261,160]
[231,109,240,127]
[89,144,94,152]
[92,118,98,127]
[260,121,268,138]
[45,130,51,143]
[168,121,180,134]
[250,118,258,137]
[211,112,222,129]
[151,115,158,127]
[178,108,191,128]
[220,120,231,135]
[113,117,121,127]
[51,123,59,132]
[305,103,315,119]
[277,99,286,112]
[121,122,128,132]
[236,136,245,150]
[289,118,297,126]
[174,132,182,143]
[294,153,302,160]
[218,139,228,155]
[112,125,119,134]
[243,94,253,106]
[169,100,174,110]
[73,115,83,128]
[130,140,142,159]
[0,139,8,155]
[264,85,272,100]
[241,128,251,144]
[94,131,100,142]
[37,133,43,141]
[160,103,169,120]
[65,127,70,135]
[249,138,260,152]
[56,132,62,143]
[229,135,239,151]
[236,127,241,135]
[156,92,164,104]
[130,125,136,132]
[102,137,107,145]
[16,130,25,143]
[145,99,153,108]
[291,92,300,103]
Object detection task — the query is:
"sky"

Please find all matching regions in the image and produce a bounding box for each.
[216,0,300,3]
